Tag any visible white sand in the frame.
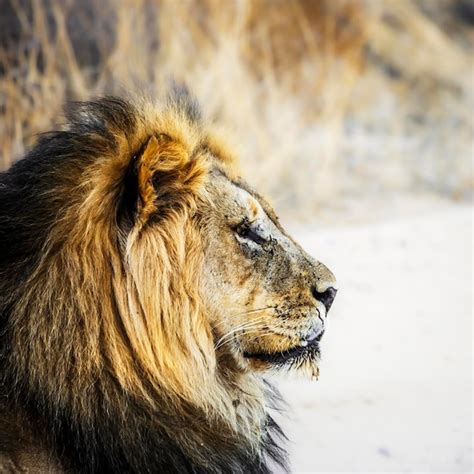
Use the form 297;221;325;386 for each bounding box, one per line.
272;203;472;473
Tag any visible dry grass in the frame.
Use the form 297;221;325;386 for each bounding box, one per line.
0;0;472;218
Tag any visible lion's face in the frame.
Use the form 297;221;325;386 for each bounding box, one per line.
199;169;337;375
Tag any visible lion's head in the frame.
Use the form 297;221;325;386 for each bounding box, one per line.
0;92;336;473
200;170;337;376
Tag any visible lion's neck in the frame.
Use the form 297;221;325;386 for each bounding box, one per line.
3;341;286;473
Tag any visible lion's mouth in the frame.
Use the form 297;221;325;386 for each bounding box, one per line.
243;330;324;365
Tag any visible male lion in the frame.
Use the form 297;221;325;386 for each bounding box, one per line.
0;93;337;473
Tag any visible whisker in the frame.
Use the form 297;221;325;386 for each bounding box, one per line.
234;306;276;317
214;319;289;350
214;319;269;350
213;306;288;350
215;327;267;350
213;315;268;335
212;313;269;330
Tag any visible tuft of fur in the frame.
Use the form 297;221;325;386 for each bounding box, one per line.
0;95;287;473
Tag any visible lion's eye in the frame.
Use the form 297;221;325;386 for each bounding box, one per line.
235;223;266;245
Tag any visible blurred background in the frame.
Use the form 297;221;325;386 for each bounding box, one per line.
0;0;472;472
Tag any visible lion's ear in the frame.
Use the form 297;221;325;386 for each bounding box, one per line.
136;135;163;219
133;134;206;221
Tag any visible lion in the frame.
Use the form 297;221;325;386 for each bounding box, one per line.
0;91;337;473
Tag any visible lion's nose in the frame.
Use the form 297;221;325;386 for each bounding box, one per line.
312;286;337;313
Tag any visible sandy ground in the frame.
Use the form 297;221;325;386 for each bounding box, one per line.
271;203;472;473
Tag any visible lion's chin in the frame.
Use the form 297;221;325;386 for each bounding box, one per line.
243;338;321;378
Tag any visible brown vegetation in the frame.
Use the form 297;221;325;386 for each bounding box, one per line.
0;0;472;215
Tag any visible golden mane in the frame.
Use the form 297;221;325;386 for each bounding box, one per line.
0;95;284;472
